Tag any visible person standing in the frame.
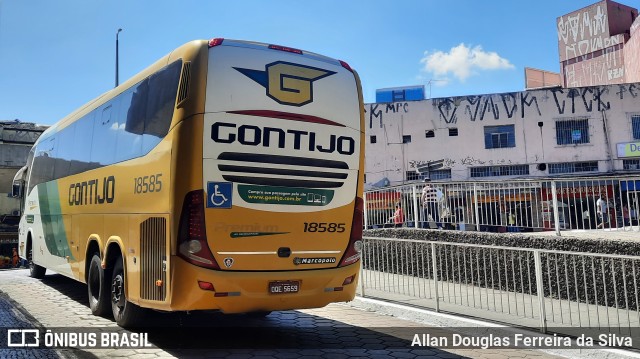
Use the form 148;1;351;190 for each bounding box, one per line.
421;181;442;229
596;194;608;229
12;248;19;268
391;204;404;228
582;208;591;229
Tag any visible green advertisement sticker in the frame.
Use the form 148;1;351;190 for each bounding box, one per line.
238;185;334;206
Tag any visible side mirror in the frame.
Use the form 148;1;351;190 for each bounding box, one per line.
11;181;23;198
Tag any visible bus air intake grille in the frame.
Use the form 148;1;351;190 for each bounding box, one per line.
177;62;191;106
217;152;348;189
140;217;167;301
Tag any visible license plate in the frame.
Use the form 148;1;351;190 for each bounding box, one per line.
269;280;300;294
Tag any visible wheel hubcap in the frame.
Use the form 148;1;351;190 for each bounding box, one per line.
112;274;125;309
28;250;34;270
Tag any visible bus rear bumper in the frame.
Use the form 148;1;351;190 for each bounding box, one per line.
168;256;360;313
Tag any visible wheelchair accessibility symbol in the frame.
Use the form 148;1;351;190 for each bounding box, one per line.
207;182;233;209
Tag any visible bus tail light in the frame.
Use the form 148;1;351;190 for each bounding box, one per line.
338;197;363;267
268;44;303;54
178;190;220;269
198;281;215;291
208;38;224;48
339;60;353;73
342;275;356;286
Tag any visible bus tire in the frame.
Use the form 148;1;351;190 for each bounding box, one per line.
110;257;144;327
28;248;46;279
87;254;111;317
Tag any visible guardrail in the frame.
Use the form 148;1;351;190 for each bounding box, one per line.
364;176;640;235
358;236;640;335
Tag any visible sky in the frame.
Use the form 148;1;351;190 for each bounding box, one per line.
0;0;635;126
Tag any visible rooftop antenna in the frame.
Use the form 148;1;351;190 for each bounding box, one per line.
426;79;445;99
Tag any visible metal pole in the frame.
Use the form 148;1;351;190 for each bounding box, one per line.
412;185;419;229
474;183;480;231
363;194;369;230
431;243;440;312
359;240;366;297
534;250;547;333
551;181;561;236
116;28;122;87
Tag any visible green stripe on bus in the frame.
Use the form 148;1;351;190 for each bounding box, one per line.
38;182;74;260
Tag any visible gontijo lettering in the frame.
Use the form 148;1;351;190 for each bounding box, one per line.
69;176;115;206
211;123;355;155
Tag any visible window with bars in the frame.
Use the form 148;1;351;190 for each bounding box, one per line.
632;114;640;140
370;135;377;144
470;165;529;178
623;159;640;170
405;171;420;181
449;128;458;136
429;169;452;180
556;118;589;145
425;130;435;138
548;161;598;174
414;170;451;181
484;125;515;149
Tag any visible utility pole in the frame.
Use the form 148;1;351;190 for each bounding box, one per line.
115;28;122;87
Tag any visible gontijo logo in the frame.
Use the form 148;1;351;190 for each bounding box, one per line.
234;61;336;106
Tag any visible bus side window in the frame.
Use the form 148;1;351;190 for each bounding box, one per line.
70;112;95;174
53;122;75;180
115;89;142;162
144;60;181;140
90;102;118;166
29;136;56;191
25;148;36;195
124;60;181;156
125;79;148;136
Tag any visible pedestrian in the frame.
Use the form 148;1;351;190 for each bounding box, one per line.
582;208;591;229
391;204;404;228
622;204;630;226
596;194;608;229
421;180;442;229
12;248;19;268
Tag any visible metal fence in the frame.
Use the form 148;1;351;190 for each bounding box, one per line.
359;236;640;335
364;176;640;235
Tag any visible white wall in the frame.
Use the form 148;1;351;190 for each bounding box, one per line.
365;82;640;186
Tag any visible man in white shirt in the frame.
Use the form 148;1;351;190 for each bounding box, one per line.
596;194;608;229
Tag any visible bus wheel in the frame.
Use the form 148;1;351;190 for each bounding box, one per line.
87;254;111;316
28;247;46;279
110;257;144;327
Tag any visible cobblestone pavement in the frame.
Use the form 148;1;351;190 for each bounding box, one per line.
0;268;568;359
0;290;63;359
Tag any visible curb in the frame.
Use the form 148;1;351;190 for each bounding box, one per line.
344;296;640;359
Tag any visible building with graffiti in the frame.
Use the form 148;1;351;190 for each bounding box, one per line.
558;0;640;87
364;0;640;232
366;0;640;188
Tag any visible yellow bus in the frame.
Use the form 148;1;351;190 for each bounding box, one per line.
13;38;364;327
